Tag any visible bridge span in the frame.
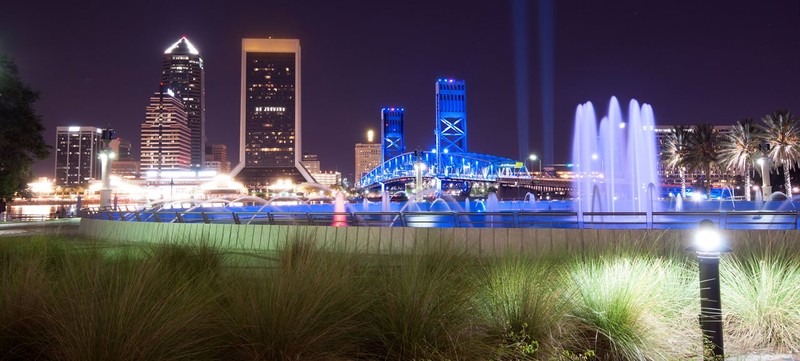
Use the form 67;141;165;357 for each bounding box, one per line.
357;151;572;198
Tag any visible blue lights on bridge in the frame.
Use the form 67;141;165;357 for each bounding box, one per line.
358;151;527;189
360;78;530;190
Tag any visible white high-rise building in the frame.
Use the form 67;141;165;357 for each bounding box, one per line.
230;38;313;189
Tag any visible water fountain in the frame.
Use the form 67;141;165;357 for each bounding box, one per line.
333;192;347;227
486;193;500;212
572;97;660;213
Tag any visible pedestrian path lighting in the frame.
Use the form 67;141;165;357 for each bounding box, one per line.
686;219;731;360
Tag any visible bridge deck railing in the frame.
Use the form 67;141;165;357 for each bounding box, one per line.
83;209;800;230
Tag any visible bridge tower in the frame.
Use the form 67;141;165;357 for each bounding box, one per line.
435;79;467;170
381;107;405;162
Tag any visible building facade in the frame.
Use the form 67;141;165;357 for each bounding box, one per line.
55;126;103;186
230;38;313;189
311;171;341;188
140;88;192;175
355;143;382;186
435;78;467;154
109;137;139;179
381;107;405;162
162;37;205;169
205;144;230;173
301;153;321;174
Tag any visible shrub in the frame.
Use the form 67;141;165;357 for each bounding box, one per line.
41;243;224;361
359;246;492;360
560;257;697;360
722;251;800;353
477;255;567;360
222;239;369;360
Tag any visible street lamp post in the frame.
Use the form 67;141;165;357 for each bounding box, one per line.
529;154;542;176
686;220;731;360
757;157;772;198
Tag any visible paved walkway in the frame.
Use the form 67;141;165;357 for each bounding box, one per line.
0;218;80;237
729;356;797;361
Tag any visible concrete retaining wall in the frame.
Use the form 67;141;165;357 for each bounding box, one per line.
78;218;800;256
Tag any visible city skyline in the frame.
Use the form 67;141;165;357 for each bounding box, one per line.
4;1;800;183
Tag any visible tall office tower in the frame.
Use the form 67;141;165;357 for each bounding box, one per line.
205;144;230;173
231;38;313;189
140;87;192;175
55;126;103;186
355;130;382;186
162;36;205;169
301;153;321;174
381;107;405;162
435;78;467;154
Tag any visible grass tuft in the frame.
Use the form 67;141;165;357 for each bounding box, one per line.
560;256;697;360
41;243;224;361
222;238;369;360
477;254;567;360
722;250;800;354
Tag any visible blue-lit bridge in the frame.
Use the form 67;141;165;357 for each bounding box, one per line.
357;151;572;196
360;80;572;197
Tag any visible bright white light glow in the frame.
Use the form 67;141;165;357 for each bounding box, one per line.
694;228;723;253
591;153;599;160
529;154;537;161
757;158;765;166
367;130;374;143
691;192;705;202
164;37;200;55
619;122;626;129
28;178;53;194
68;126;80;132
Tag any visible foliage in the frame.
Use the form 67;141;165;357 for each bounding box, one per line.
721;247;800;354
0;55;51;202
6;235;800;359
221;239;370;360
758;110;800;196
359;246;492;360
478;255;567;360
718;119;761;200
559;257;698;360
661;125;690;196
683;124;719;196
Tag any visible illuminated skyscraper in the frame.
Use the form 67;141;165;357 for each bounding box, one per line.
435;78;467;154
55;126;103;186
139;87;191;175
231;38;313;189
381;107;405;162
162;36;205;169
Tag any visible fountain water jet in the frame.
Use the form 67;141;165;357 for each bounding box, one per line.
572;97;660;212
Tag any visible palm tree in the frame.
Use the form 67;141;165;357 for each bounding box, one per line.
683;124;719;198
758;110;800;197
661;125;690;197
718;119;760;201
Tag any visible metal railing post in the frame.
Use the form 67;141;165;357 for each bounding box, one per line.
232;212;241;225
134;212;142;222
202;212;210;224
175;212;184;223
153;213;161;223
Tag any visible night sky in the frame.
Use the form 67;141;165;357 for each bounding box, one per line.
3;1;800;182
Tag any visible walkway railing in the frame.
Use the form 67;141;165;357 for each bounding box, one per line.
81;209;800;230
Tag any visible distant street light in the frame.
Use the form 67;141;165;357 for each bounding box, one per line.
757;157;772;198
529;154;542;176
686;219;731;360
